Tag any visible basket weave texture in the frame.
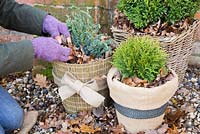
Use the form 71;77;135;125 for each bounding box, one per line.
111;21;200;82
52;57;112;113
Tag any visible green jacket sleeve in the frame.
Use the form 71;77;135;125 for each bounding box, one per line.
0;0;47;35
0;41;34;76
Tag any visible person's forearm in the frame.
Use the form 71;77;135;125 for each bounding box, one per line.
0;40;34;76
0;0;47;35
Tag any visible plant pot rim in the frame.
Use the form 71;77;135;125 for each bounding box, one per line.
108;67;178;90
107;67;179;110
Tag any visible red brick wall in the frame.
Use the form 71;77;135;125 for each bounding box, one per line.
0;0;118;43
16;0;118;9
1;0;199;43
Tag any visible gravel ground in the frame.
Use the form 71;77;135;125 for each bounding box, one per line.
1;65;200;134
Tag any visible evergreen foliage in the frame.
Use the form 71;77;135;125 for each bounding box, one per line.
66;6;112;58
112;36;167;82
117;0;199;29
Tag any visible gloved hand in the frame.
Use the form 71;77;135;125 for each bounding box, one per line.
31;37;72;62
42;15;71;44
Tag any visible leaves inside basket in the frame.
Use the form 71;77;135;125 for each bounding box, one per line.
113;9;195;37
62;36;115;64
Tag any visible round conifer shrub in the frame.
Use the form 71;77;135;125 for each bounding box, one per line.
112;36;167;82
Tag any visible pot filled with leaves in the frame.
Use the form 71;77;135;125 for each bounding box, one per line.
107;36;179;133
52;7;115;113
111;0;200;82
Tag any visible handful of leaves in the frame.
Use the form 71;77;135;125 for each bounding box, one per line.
63;35;114;64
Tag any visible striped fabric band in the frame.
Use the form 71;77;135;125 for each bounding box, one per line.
114;102;168;119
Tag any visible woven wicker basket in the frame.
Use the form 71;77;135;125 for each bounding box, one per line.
111;21;200;82
52;57;112;113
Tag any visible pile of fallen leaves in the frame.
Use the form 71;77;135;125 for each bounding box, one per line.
1;72;189;134
164;108;185;134
113;10;194;37
65;42;96;64
61;36;115;64
32;74;183;134
115;68;174;88
36;105;183;134
38;106;124;134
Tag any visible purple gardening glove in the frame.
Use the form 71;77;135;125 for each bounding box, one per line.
43;15;70;39
31;37;71;62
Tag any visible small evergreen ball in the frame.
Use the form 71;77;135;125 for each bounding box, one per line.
112;36;167;82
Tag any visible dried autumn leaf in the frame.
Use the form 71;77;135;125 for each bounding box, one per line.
171;98;178;105
132;77;148;85
82;115;93;124
181;18;189;29
77;57;84;64
157;20;161;29
122;77;133;85
0;78;7;87
33;74;48;88
165;107;171;115
72;127;80;133
167;125;179;134
80;124;96;133
111;124;125;134
137;132;145;134
173;125;179;133
160;67;168;77
167;128;174;134
69;119;80;126
165;109;184;124
144;27;150;33
157;124;169;134
95;127;101;132
83;55;91;63
130;82;137;87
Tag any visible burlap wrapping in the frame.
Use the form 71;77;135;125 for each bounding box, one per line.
52;57;112;113
111;20;200;83
107;67;178;133
53;57;112;82
116;111;165;134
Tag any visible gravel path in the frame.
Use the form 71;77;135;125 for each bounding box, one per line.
1;66;200;134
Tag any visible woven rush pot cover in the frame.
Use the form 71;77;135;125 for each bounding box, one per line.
111;20;200;83
52;57;112;113
107;67;179;133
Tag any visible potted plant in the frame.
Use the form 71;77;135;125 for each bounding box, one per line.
52;6;115;113
107;36;179;133
111;0;200;82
